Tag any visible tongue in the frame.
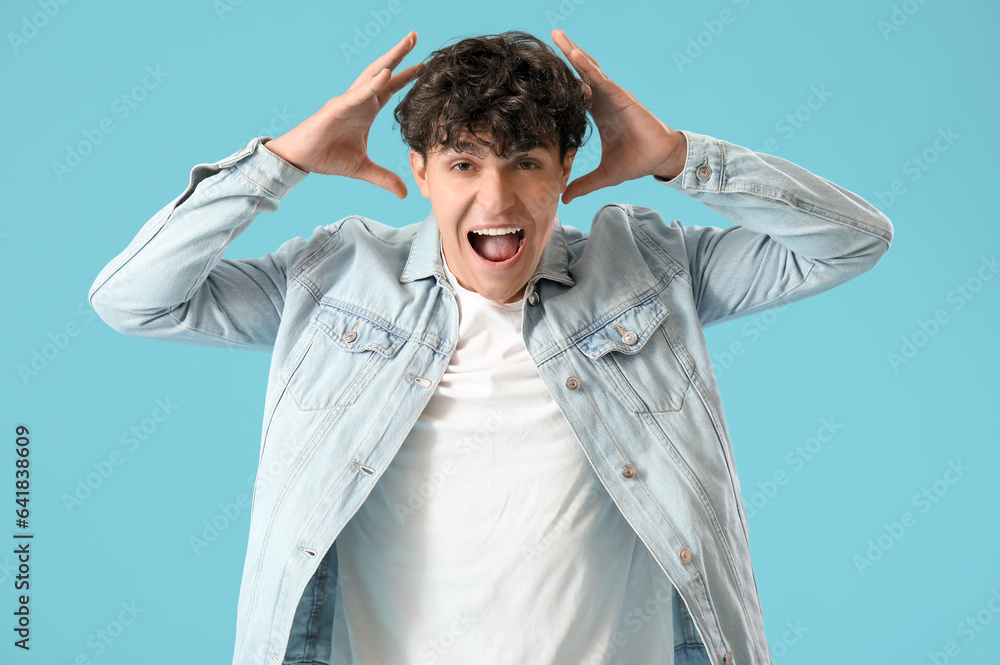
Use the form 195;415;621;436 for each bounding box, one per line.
470;233;519;262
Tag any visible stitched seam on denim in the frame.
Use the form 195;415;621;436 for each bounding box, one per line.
232;161;287;200
289;227;340;285
686;359;768;641
256;410;348;650
180;196;265;306
556;346;724;652
164;310;258;348
291;285;452;356
734;259;817;315
88;213;170;306
289;356;416;599
534;284;664;365
634;412;738;649
239;408;343;657
631;220;687;288
310;306;406;354
708;180;892;245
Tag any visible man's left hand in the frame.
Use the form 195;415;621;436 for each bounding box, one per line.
551;29;688;204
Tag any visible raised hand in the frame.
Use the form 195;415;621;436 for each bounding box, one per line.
551;29;688;204
265;31;425;199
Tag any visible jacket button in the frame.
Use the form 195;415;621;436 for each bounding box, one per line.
696;157;712;183
724;650;734;664
621;329;638;345
527;291;539;305
565;376;581;391
679;547;693;563
621;464;637;478
342;330;357;343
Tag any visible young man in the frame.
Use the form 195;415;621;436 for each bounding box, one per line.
89;30;892;665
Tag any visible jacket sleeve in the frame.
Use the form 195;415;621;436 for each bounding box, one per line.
87;136;312;352
646;129;894;329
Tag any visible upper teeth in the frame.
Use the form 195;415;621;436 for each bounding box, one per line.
471;227;522;236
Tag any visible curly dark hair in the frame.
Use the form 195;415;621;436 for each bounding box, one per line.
393;31;591;163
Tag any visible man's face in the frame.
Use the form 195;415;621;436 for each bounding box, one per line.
410;134;575;303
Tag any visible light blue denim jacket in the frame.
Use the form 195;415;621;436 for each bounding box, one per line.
88;130;892;665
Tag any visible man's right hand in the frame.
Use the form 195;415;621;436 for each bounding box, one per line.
265;31;424;199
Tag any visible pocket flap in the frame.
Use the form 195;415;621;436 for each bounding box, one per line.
310;306;406;357
576;298;670;359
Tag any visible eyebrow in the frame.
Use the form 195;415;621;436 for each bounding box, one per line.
437;147;538;159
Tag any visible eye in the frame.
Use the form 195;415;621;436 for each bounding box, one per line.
451;162;473;172
518;161;539;170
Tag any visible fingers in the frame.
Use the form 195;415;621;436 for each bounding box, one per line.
561;170;600;205
361;67;392;100
377;61;426;106
551;29;608;91
365;31;418;79
349;31;419;94
356;158;408;200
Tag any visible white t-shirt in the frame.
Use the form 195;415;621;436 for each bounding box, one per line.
330;250;674;664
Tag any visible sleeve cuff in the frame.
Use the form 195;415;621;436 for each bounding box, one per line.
214;136;309;199
652;129;724;194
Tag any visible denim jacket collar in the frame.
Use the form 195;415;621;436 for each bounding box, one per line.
399;211;575;288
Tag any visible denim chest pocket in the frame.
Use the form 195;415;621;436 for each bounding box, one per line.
576;297;697;413
280;306;406;411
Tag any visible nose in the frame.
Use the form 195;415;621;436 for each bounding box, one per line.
474;167;517;215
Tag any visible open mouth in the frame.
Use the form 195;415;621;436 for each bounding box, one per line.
467;227;526;264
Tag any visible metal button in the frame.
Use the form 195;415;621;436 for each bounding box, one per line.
621;464;637;478
409;374;432;388
679;547;693;564
343;321;359;343
565;376;581;391
724;650;734;665
527;291;539;305
696;156;712;183
614;322;638;346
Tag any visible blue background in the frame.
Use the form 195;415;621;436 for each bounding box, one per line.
3;0;999;663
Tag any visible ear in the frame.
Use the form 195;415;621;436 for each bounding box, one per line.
559;148;577;192
409;149;431;199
